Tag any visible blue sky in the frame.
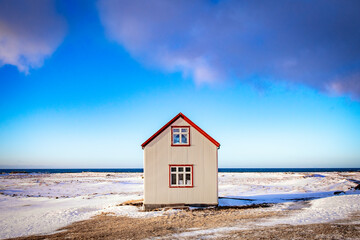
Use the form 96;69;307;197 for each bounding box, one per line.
0;0;359;168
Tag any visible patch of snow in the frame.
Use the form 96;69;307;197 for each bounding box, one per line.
0;172;146;239
261;194;360;226
218;172;357;198
158;227;240;239
0;194;147;239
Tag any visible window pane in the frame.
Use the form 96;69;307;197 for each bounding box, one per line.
178;167;183;172
181;128;188;132
173;134;180;143
185;167;191;172
181;134;188;143
171;167;176;172
171;174;176;185
178;174;184;185
173;128;180;132
186;174;191;185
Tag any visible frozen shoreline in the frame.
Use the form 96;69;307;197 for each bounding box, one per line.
0;172;359;239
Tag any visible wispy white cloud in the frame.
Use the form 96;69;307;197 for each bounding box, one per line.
97;0;224;85
97;0;360;99
0;0;66;73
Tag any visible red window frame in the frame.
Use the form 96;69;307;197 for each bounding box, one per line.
169;164;194;188
171;126;190;147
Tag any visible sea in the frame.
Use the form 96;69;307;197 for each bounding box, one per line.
1;168;359;174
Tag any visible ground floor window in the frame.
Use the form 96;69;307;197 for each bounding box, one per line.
169;165;193;188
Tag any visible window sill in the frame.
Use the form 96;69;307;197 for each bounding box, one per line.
169;186;194;188
171;143;190;147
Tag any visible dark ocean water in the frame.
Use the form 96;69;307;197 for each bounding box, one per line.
1;168;359;174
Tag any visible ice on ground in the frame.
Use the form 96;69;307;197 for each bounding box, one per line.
261;194;360;226
219;172;357;198
162;227;240;239
218;172;359;206
0;171;359;239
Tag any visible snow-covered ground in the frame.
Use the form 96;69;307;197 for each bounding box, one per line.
219;172;359;205
0;171;359;239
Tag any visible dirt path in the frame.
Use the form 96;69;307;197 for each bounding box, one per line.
227;222;360;240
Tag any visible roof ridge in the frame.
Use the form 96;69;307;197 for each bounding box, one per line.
141;113;220;149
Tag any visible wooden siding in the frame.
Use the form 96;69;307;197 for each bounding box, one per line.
144;118;218;205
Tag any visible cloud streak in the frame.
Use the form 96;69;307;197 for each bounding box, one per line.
0;0;66;73
98;0;360;99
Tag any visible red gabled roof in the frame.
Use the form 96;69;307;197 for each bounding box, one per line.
141;112;220;149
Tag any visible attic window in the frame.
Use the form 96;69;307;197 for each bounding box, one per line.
171;126;190;146
169;165;193;188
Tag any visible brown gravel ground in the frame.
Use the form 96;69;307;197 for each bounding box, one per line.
8;207;360;240
227;222;360;240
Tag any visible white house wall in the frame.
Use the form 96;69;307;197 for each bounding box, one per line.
144;118;218;205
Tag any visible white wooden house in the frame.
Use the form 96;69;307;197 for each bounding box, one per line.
141;113;220;210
